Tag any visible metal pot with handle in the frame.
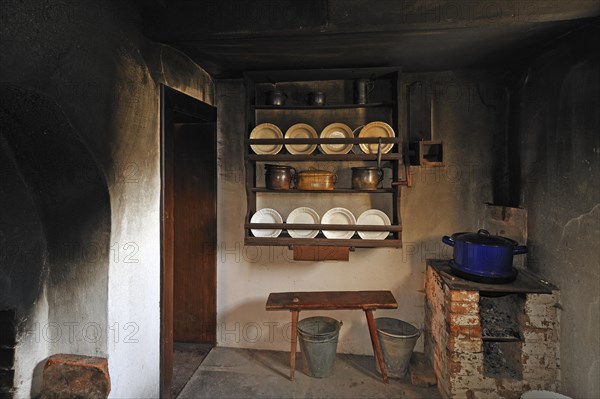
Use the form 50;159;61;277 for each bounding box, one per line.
352;138;384;190
265;90;287;106
352;167;383;189
442;229;527;283
265;164;296;189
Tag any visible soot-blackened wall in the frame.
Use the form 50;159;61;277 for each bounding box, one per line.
0;1;214;397
0;84;111;397
515;25;600;398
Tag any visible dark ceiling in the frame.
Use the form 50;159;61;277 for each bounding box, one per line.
142;0;600;78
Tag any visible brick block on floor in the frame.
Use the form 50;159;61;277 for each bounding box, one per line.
41;354;110;399
409;352;437;387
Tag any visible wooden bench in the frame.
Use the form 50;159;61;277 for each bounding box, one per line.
266;290;398;383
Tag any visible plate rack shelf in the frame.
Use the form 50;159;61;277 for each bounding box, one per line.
244;68;407;248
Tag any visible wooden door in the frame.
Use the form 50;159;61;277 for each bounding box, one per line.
173;123;216;343
161;86;216;398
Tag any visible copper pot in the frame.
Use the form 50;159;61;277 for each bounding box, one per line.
352;167;383;190
265;164;296;189
295;169;337;190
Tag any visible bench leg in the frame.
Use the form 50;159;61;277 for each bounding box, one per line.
365;309;388;384
290;310;299;381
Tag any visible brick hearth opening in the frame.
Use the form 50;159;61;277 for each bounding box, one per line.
425;260;560;399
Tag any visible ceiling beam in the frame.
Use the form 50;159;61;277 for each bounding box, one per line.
144;0;600;41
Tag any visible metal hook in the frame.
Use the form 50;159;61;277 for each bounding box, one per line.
377;138;382;169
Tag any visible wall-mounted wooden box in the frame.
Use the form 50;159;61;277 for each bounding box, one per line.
409;140;443;166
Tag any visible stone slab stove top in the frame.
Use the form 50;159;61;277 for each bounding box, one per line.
429;259;556;295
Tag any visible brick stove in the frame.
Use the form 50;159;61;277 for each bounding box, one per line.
425;260;560;399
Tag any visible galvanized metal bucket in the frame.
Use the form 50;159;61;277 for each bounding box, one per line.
297;316;342;378
374;318;420;379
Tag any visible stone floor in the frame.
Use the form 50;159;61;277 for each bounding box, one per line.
177;347;441;399
172;342;213;398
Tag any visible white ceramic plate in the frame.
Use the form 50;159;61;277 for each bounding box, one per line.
250;123;283;155
250;208;283;237
358;121;395;154
319;123;354;154
322;207;356;239
356;209;391;240
285;123;318;155
286;207;320;238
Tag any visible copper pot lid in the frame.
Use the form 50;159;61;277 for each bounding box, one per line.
297;169;335;177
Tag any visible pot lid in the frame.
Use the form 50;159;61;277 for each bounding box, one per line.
298;169;335;176
452;229;519;246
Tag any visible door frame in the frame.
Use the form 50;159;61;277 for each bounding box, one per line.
160;85;217;398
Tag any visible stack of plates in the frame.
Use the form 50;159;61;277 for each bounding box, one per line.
250;121;395;155
251;207;391;240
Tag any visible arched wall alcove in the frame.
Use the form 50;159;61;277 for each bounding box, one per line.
0;84;111;396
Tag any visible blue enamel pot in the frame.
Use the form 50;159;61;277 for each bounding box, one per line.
442;229;527;280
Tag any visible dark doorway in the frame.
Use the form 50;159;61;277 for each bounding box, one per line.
161;86;217;398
